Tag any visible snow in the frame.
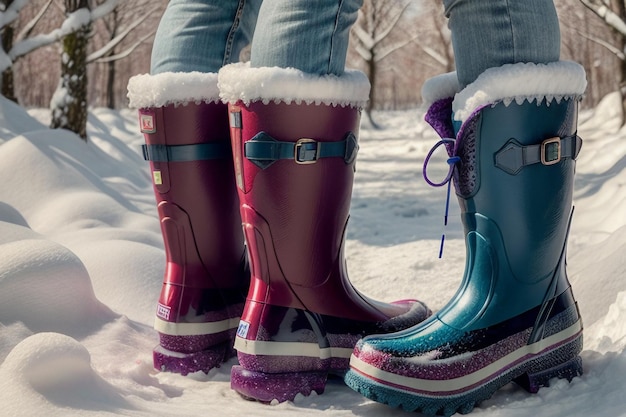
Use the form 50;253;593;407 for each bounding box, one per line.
0;90;624;416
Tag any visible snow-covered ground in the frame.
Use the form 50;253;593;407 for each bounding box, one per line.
0;92;624;416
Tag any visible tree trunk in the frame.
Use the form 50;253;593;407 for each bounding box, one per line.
615;0;626;125
105;8;118;109
0;0;17;103
106;59;116;109
50;1;90;141
366;56;381;129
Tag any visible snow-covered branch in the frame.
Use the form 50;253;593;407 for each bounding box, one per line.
0;0;29;29
1;0;118;71
15;0;54;42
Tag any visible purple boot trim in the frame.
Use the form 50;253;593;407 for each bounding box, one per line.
424;97;455;139
231;366;327;403
154;337;236;375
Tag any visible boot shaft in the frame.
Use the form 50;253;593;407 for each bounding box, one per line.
219;63;423;321
139;101;245;287
229;100;359;287
421;61;587;330
457;98;580;284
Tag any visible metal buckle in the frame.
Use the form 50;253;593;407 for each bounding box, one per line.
541;137;561;166
294;138;319;164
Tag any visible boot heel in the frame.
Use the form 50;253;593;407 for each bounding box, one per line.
231;365;327;403
153;339;235;375
515;355;583;393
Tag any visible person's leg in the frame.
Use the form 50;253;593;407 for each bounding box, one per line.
128;0;261;375
151;0;261;74
444;0;561;88
250;0;361;75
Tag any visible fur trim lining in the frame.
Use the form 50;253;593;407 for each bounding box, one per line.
421;72;460;108
126;72;220;109
452;61;587;122
217;62;370;108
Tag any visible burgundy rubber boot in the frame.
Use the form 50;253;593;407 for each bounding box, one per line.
128;73;249;375
218;63;430;402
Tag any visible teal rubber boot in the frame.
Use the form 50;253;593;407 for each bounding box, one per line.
345;61;587;416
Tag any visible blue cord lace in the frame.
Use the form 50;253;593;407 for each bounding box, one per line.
422;138;460;258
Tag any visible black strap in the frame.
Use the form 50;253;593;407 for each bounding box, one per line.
244;131;358;169
141;142;231;162
495;134;582;175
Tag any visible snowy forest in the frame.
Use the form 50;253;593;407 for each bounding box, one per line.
1;0;624;135
1;1;626;416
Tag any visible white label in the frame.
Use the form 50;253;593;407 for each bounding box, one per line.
237;320;250;338
156;303;171;320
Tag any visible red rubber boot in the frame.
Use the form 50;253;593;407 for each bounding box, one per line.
218;63;430;402
128;72;249;375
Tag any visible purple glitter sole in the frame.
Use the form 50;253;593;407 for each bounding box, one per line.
153;340;236;375
345;335;583;416
231;365;327;403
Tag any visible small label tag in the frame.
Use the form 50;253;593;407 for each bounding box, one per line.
156;303;171;320
237;320;250;338
140;114;156;133
152;170;162;185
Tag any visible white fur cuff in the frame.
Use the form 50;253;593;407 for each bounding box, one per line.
127;72;220;109
217;62;370;108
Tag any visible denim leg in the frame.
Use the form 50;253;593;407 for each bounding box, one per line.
151;0;261;74
443;0;561;88
250;0;363;76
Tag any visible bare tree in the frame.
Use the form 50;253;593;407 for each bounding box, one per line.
576;0;626;124
1;0;17;102
50;0;93;140
88;0;156;108
350;0;420;127
0;0;33;102
49;0;118;140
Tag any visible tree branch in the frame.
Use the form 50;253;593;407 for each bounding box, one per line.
579;0;626;35
86;10;153;63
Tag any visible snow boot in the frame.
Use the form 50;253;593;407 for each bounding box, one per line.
218;63;431;403
345;61;587;416
127;72;249;375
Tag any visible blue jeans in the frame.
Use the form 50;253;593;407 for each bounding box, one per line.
444;0;561;88
150;0;362;76
151;0;560;85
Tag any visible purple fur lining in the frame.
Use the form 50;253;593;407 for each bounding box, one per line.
425;98;455;139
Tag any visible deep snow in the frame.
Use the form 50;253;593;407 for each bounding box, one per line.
0;91;624;416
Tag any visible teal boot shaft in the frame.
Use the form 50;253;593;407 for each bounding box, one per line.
440;98;580;331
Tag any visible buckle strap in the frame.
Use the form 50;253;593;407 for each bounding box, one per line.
244;131;358;169
142;142;231;162
495;134;582;175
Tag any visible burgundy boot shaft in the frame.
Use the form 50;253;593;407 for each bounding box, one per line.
219;63;430;403
141;102;247;307
131;83;249;374
228;101;402;322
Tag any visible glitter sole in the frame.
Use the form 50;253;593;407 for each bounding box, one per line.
345;334;583;416
153;329;238;375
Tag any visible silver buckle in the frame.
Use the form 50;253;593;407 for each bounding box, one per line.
541;137;561;166
294;138;319;164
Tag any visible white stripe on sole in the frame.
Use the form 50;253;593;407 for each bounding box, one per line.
349;320;582;395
